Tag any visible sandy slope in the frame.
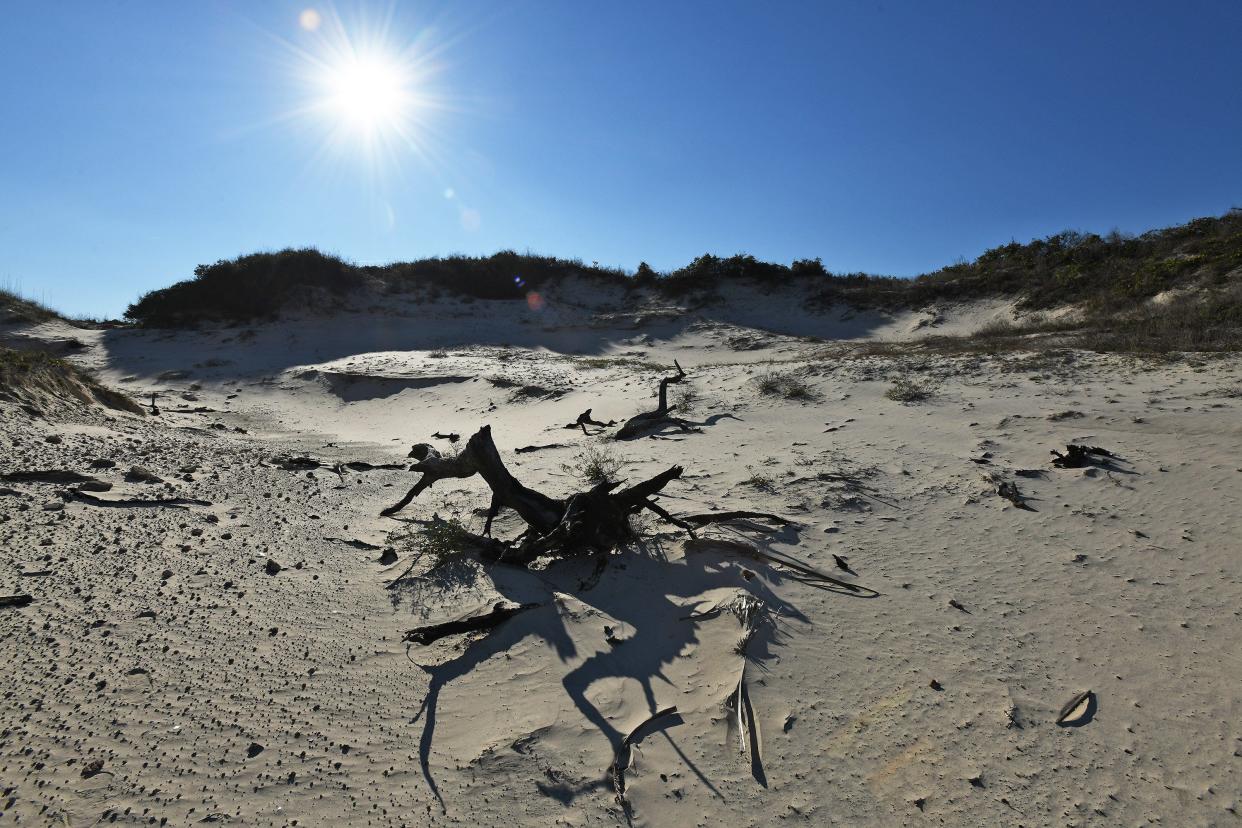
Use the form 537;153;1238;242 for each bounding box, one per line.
2;287;1241;826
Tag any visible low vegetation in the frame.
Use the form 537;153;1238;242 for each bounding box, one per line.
755;370;817;400
1;287;60;325
885;376;934;403
112;210;1242;353
0;347;143;414
562;445;626;485
742;469;776;492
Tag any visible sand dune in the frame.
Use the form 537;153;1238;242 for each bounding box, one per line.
2;289;1240;826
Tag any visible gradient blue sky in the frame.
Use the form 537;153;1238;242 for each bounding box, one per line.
2;1;1240;317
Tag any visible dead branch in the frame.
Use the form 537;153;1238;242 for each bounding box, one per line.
514;443;569;454
996;480;1034;510
562;409;616;435
384;428;565;532
68;491;212;509
614;361;701;440
404;601;542;646
1051;444;1114;468
681;510;791;527
273;456;404;472
382;426;689;565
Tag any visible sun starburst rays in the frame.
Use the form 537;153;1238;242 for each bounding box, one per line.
268;5;453;178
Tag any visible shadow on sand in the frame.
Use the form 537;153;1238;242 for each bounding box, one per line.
397;524;876;811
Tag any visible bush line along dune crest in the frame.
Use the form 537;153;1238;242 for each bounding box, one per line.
109;210;1242;352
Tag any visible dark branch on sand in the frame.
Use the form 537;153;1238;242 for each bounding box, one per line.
382;425;693;565
404;601;542;646
563;409;616;435
614;360;701;440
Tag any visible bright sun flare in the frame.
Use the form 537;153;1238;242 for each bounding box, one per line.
322;55;409;133
282;8;443;170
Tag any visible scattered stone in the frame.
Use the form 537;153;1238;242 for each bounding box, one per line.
125;466;163;484
246;742;264;758
379;547;398;566
264;558;282;576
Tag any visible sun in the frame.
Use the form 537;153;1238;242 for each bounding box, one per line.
321;54;409;134
277;6;447;170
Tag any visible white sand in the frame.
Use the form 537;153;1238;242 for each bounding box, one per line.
2;284;1240;825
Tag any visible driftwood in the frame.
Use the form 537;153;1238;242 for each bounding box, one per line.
614;361;700;440
382;426;690;565
1051;444;1114;469
68;491;212;509
273;455;405;472
514;443;569;454
563;409;616;435
681;510;790;527
405;601;541;645
1056;689;1096;727
431;432;460;443
996;480;1034;510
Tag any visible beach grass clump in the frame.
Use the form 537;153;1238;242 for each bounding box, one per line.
0;347;143;414
756;370;816;400
885;376;934;403
563;445;625;485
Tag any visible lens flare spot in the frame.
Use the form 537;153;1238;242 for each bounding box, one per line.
299;9;321;31
526;292;545;311
459;208;481;232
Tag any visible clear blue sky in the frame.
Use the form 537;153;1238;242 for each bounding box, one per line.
2;1;1240;318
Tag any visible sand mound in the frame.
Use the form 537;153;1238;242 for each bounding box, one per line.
0;347;143;416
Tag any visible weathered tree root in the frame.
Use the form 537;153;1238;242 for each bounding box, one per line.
614;361;701;440
405;601;542;646
996;480;1035;511
381;425;691;565
1051;444;1114;469
563;409;616;435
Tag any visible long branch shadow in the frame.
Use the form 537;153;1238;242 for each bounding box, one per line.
404;524;876;810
